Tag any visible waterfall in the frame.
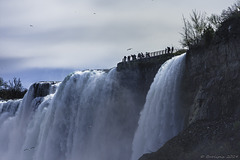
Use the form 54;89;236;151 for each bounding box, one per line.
0;69;140;160
0;82;59;160
131;53;186;160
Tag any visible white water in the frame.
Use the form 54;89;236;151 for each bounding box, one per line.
131;53;186;160
0;69;140;160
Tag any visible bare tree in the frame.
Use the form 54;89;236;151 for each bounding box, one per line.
180;10;207;48
221;0;240;21
0;77;8;89
8;77;23;92
207;14;222;31
180;16;191;48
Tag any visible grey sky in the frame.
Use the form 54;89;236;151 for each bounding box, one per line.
0;0;236;87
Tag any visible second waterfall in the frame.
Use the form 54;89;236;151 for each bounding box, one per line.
131;53;187;160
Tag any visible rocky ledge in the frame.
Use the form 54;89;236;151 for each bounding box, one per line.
140;117;240;160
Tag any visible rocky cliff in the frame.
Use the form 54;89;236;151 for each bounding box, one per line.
185;18;240;123
117;51;186;98
140;13;240;160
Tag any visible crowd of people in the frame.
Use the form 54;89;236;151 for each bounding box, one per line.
122;47;175;62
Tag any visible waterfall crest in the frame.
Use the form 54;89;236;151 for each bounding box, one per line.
131;53;186;160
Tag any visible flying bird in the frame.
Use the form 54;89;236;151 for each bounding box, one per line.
24;146;35;151
127;48;133;51
29;25;33;27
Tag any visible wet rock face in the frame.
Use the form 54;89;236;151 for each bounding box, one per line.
185;36;240;124
117;54;178;94
32;81;59;98
184;17;240;124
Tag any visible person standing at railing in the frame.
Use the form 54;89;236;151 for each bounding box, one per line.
167;47;170;54
138;53;141;59
131;54;137;61
122;56;127;62
127;56;131;62
146;53;150;58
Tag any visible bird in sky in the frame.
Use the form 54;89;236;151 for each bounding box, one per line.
24;147;35;151
29;25;33;27
127;48;133;51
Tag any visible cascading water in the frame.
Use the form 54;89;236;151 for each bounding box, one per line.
131;53;186;160
0;68;141;160
0;82;59;160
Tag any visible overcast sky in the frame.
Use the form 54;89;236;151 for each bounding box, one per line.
0;0;236;88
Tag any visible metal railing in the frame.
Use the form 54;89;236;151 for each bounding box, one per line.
122;48;178;63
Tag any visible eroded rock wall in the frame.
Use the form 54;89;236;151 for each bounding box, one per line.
185;35;240;124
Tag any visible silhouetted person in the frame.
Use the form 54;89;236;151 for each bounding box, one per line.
133;54;137;60
167;47;171;54
138;53;142;59
122;56;127;62
127;56;131;61
171;47;174;53
131;55;137;61
146;52;150;58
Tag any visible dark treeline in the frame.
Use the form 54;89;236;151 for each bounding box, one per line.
0;77;27;100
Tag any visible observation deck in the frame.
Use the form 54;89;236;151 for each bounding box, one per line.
117;49;187;72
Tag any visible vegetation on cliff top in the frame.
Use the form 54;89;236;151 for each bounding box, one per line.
180;0;240;49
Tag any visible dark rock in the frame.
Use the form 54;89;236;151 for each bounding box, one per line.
32;81;59;98
139;118;240;160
